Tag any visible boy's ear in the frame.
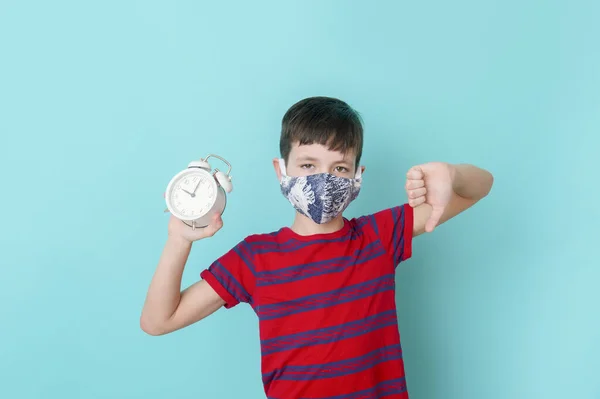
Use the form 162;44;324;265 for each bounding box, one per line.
273;158;282;181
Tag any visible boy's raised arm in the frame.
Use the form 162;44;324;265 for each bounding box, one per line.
140;213;225;336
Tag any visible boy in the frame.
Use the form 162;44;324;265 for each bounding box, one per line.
141;97;494;398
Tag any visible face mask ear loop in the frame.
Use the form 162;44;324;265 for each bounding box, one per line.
355;166;363;180
278;158;288;180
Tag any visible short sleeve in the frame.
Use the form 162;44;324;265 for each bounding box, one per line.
200;240;256;309
370;203;414;266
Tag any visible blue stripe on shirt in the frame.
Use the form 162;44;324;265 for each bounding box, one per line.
247;229;365;255
262;344;403;384
256;240;386;287
233;243;257;275
260;309;398;356
211;261;251;304
257;274;395;320
300;377;407;399
391;206;406;266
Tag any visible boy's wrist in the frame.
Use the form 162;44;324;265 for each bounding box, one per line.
167;233;194;247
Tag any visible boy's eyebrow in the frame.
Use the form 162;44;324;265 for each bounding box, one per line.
296;156;319;162
296;155;352;164
332;158;353;166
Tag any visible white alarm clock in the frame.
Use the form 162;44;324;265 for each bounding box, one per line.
164;154;233;230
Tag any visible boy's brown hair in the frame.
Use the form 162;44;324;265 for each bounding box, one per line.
279;97;364;168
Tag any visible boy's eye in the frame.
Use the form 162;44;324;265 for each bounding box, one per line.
300;164;314;169
335;166;349;173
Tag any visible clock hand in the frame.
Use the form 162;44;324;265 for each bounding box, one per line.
181;188;194;196
192;179;202;194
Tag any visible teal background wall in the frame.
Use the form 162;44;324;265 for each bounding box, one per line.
1;1;598;398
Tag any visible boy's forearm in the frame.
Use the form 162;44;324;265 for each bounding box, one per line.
451;164;494;200
141;236;192;329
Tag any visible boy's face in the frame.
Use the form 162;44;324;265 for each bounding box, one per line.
273;142;365;180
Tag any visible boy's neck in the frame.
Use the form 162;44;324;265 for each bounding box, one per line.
290;213;345;236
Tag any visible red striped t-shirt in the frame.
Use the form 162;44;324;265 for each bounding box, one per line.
201;204;414;399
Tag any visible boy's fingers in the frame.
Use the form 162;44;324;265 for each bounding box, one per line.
201;214;223;237
405;180;425;190
406;166;424;180
408;187;426;199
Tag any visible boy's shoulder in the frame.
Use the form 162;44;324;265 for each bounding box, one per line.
241;227;287;244
225;227;288;257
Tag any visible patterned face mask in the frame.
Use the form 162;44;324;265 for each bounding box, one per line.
278;159;362;224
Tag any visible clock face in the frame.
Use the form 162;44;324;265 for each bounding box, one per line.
167;169;217;220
